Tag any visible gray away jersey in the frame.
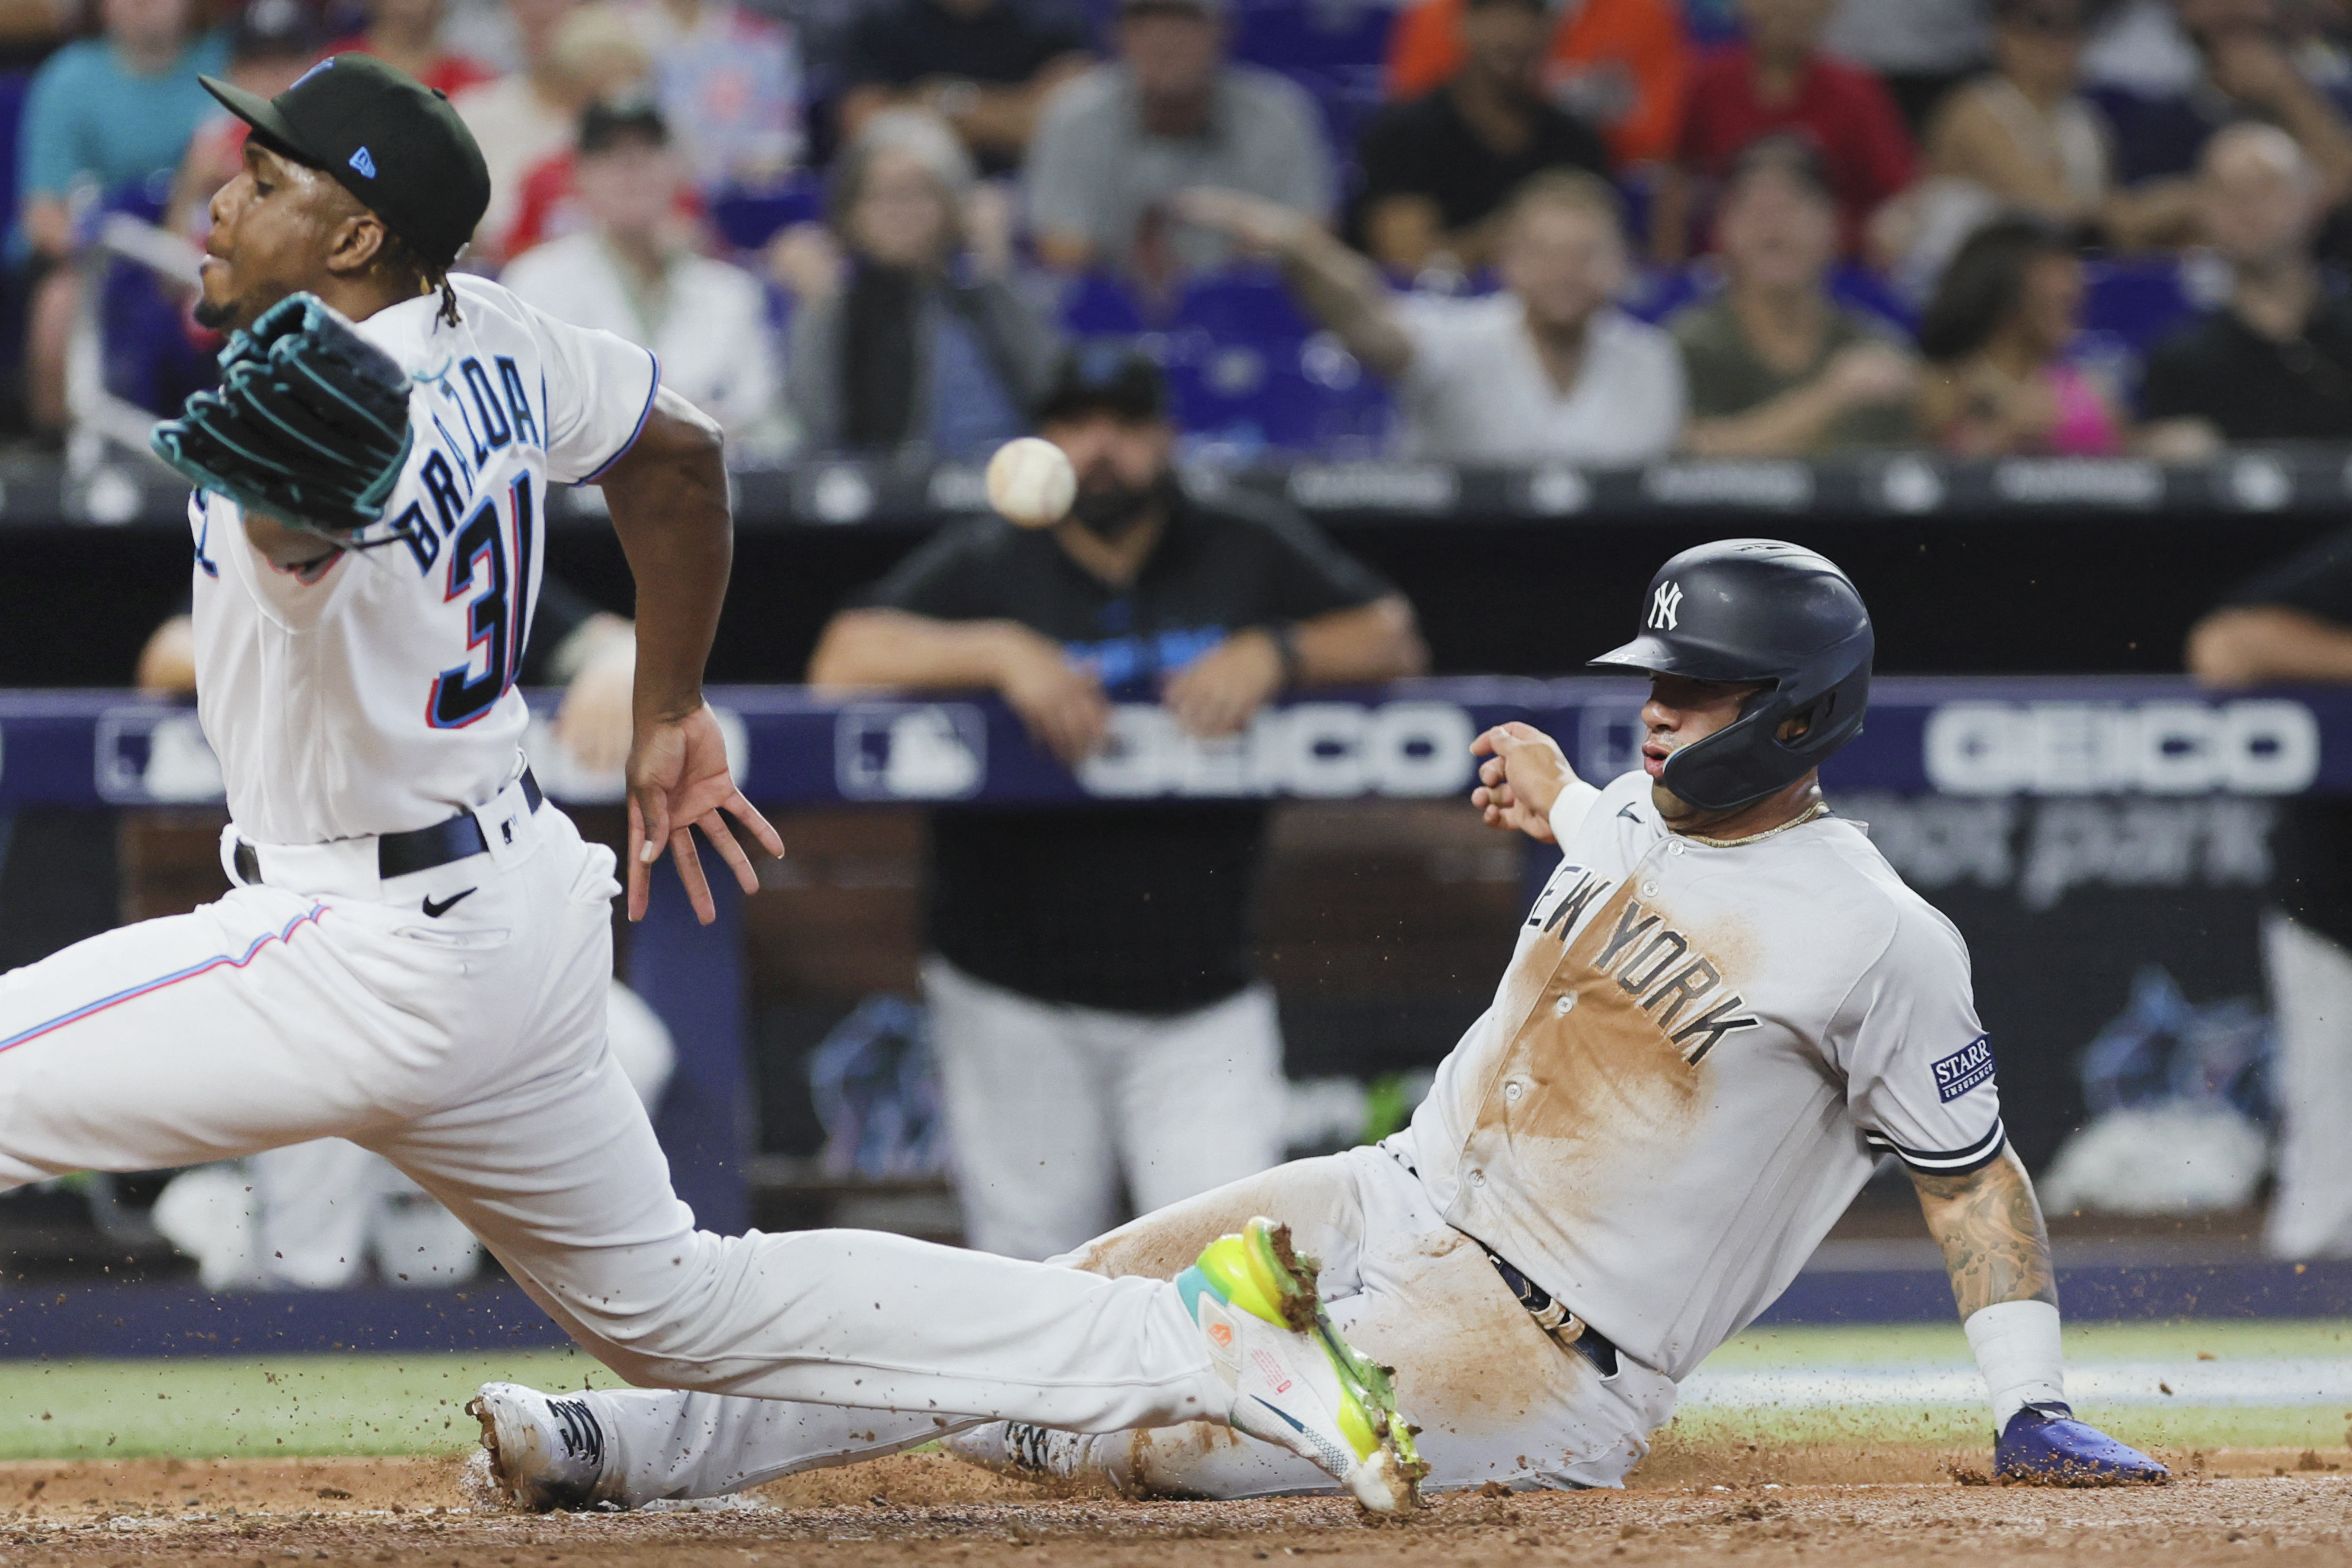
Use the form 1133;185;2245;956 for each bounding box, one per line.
1402;769;2003;1381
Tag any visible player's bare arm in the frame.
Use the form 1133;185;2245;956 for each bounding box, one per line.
1168;189;1415;379
2187;603;2352;687
597;386;784;923
1910;1145;2060;1318
1162;595;1424;738
809;609;1111;765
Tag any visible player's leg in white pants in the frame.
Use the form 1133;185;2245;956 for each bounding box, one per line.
244;979;670;1291
569;1141;1673;1505
1106;981;1287;1217
2262;911;2352;1258
924;956;1121;1258
0;810;1226;1436
925;958;1287;1260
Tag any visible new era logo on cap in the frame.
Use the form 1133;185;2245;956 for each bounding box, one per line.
348;146;376;178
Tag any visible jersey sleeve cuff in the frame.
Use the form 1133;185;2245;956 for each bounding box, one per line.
580;348;661;484
1865;1118;2007;1177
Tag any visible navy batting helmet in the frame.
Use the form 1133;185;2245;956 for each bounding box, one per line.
1589;539;1872;811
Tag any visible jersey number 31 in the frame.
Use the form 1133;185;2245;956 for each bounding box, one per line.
429;475;536;730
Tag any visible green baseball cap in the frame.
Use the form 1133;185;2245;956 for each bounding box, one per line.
201;53;491;270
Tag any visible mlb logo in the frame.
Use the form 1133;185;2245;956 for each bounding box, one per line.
836;703;987;801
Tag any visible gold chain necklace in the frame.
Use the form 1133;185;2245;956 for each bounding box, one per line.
1680;800;1831;850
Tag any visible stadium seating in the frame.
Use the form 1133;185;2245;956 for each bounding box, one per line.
1160;268;1393;454
709;171;829;254
1222;0;1399;157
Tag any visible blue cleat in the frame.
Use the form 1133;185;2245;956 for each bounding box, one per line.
1995;1403;2170;1486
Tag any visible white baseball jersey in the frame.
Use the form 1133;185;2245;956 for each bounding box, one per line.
1403;769;2002;1380
188;273;658;844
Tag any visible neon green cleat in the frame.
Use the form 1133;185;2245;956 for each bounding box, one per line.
1176;1216;1426;1512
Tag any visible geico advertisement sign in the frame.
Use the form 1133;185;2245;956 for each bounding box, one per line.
1924;700;2318;795
1079;701;1477;799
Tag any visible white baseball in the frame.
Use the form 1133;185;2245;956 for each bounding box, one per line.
984;437;1077;529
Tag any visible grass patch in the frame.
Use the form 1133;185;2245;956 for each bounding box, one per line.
1705;1318;2352;1367
3;1319;2347;1461
0;1347;623;1459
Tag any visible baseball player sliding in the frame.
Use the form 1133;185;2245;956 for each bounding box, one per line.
0;58;1420;1515
469;541;2167;1507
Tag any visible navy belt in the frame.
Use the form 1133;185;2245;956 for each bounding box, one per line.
1485;1246;1619;1377
235;769;543;886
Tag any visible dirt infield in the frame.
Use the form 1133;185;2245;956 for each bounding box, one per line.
0;1442;2345;1566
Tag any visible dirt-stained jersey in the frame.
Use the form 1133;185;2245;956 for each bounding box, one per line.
1401;769;2003;1382
187;274;658;844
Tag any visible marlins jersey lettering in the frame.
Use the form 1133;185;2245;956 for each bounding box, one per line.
1401;769;2003;1380
188;275;657;844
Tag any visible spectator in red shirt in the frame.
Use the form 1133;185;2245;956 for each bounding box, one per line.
323;0;498;101
1658;0;1917;261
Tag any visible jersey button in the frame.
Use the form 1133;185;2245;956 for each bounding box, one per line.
1667;842;1685;856
1640;879;1661;897
1469;1170;1487;1187
1553;994;1576;1016
1505;1081;1523;1103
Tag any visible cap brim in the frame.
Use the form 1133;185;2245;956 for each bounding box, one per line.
201;75;312;163
1587;633;1776;682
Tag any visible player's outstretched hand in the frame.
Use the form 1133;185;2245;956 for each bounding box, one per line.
1994;1404;2170;1486
626;703;785;925
1471;722;1578;844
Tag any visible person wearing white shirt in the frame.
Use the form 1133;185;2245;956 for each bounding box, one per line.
1175;172;1685;466
501;100;782;444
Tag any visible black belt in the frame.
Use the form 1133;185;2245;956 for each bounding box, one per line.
234;769;543;886
1485;1246;1619;1377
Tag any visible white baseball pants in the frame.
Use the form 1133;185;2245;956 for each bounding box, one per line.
568;1140;1677;1505
0;797;1223;1432
925;957;1287;1260
2262;911;2352;1258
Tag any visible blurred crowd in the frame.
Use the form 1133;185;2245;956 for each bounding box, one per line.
18;0;2352;463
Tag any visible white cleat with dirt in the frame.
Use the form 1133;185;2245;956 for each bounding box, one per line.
466;1381;615;1511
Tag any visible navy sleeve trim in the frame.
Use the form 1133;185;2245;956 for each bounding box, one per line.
1865;1118;2007;1176
581;348;661;484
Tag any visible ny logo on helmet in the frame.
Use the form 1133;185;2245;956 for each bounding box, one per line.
1648;580;1684;631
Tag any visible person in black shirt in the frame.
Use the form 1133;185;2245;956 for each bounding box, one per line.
1348;0;1609;276
2189;531;2352;1259
2143;124;2352;452
807;345;1426;1258
837;0;1094;173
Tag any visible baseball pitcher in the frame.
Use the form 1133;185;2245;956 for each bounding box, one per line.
0;57;1420;1514
469;540;2167;1505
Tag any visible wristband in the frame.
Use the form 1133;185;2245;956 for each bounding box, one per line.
1965;1299;2066;1430
1268;623;1303;687
1547;779;1603;844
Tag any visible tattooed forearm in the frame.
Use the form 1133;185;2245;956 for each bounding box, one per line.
1909;1146;2059;1318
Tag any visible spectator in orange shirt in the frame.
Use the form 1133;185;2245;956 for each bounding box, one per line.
1658;0;1918;260
1385;0;1686;167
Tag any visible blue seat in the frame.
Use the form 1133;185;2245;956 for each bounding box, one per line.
1161;269;1393;453
1055;271;1148;335
708;172;827;254
92;179;217;416
1224;0;1398;160
2079;259;2197;357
